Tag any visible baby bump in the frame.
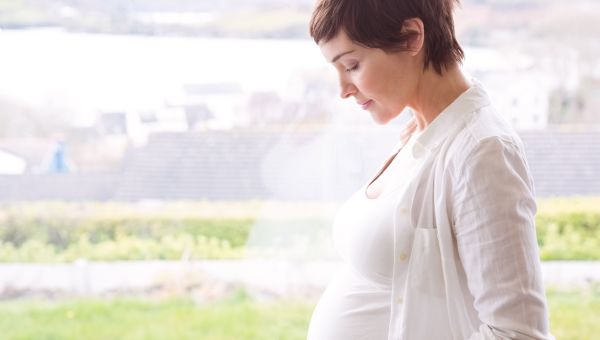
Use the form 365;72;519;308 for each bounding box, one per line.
307;265;392;340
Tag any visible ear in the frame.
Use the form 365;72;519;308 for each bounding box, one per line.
400;18;425;56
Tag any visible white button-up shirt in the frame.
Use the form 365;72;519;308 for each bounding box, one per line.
387;80;553;339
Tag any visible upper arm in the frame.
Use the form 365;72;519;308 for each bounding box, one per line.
451;136;550;339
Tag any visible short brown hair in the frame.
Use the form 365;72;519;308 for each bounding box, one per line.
309;0;464;75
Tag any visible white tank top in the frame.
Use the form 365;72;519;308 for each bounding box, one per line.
307;132;424;340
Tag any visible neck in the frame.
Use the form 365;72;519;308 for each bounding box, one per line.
409;63;472;131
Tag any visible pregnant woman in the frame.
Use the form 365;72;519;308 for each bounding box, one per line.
306;0;553;339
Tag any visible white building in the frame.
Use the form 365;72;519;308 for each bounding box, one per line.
0;149;26;174
463;47;555;130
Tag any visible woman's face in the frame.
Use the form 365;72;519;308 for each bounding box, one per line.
318;30;422;124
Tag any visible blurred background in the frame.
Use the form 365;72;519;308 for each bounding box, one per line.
0;0;599;339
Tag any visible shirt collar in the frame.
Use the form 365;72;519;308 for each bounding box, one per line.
411;79;491;158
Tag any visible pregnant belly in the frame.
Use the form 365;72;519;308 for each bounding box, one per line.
307;265;392;340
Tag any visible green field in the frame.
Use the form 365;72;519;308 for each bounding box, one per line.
0;199;598;338
0;289;597;340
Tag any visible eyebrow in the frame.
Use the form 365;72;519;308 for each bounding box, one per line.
331;50;355;63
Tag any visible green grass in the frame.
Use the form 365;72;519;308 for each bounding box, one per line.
547;289;600;340
0;292;313;340
0;289;597;340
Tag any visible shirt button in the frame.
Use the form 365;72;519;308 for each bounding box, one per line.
395;297;403;304
399;252;408;261
399;207;409;214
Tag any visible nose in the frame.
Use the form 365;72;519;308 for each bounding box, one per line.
339;78;357;99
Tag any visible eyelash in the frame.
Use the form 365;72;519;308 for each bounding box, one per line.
345;64;359;72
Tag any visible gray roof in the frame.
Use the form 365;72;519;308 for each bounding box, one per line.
519;131;600;197
114;131;277;200
114;129;600;200
0;129;598;201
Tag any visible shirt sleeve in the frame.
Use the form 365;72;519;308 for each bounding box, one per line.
451;136;553;340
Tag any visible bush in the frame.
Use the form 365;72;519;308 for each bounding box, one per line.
0;199;598;262
0;202;255;262
536;197;600;260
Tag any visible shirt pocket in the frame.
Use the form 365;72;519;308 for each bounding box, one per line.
400;227;451;340
406;227;445;298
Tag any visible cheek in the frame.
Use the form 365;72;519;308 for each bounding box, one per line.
356;70;382;96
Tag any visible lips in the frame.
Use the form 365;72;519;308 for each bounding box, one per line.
359;100;373;110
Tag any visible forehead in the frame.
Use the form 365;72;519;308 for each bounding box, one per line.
318;30;358;63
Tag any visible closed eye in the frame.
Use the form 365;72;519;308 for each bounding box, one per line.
345;64;359;72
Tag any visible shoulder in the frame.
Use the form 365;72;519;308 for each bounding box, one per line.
443;105;528;175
